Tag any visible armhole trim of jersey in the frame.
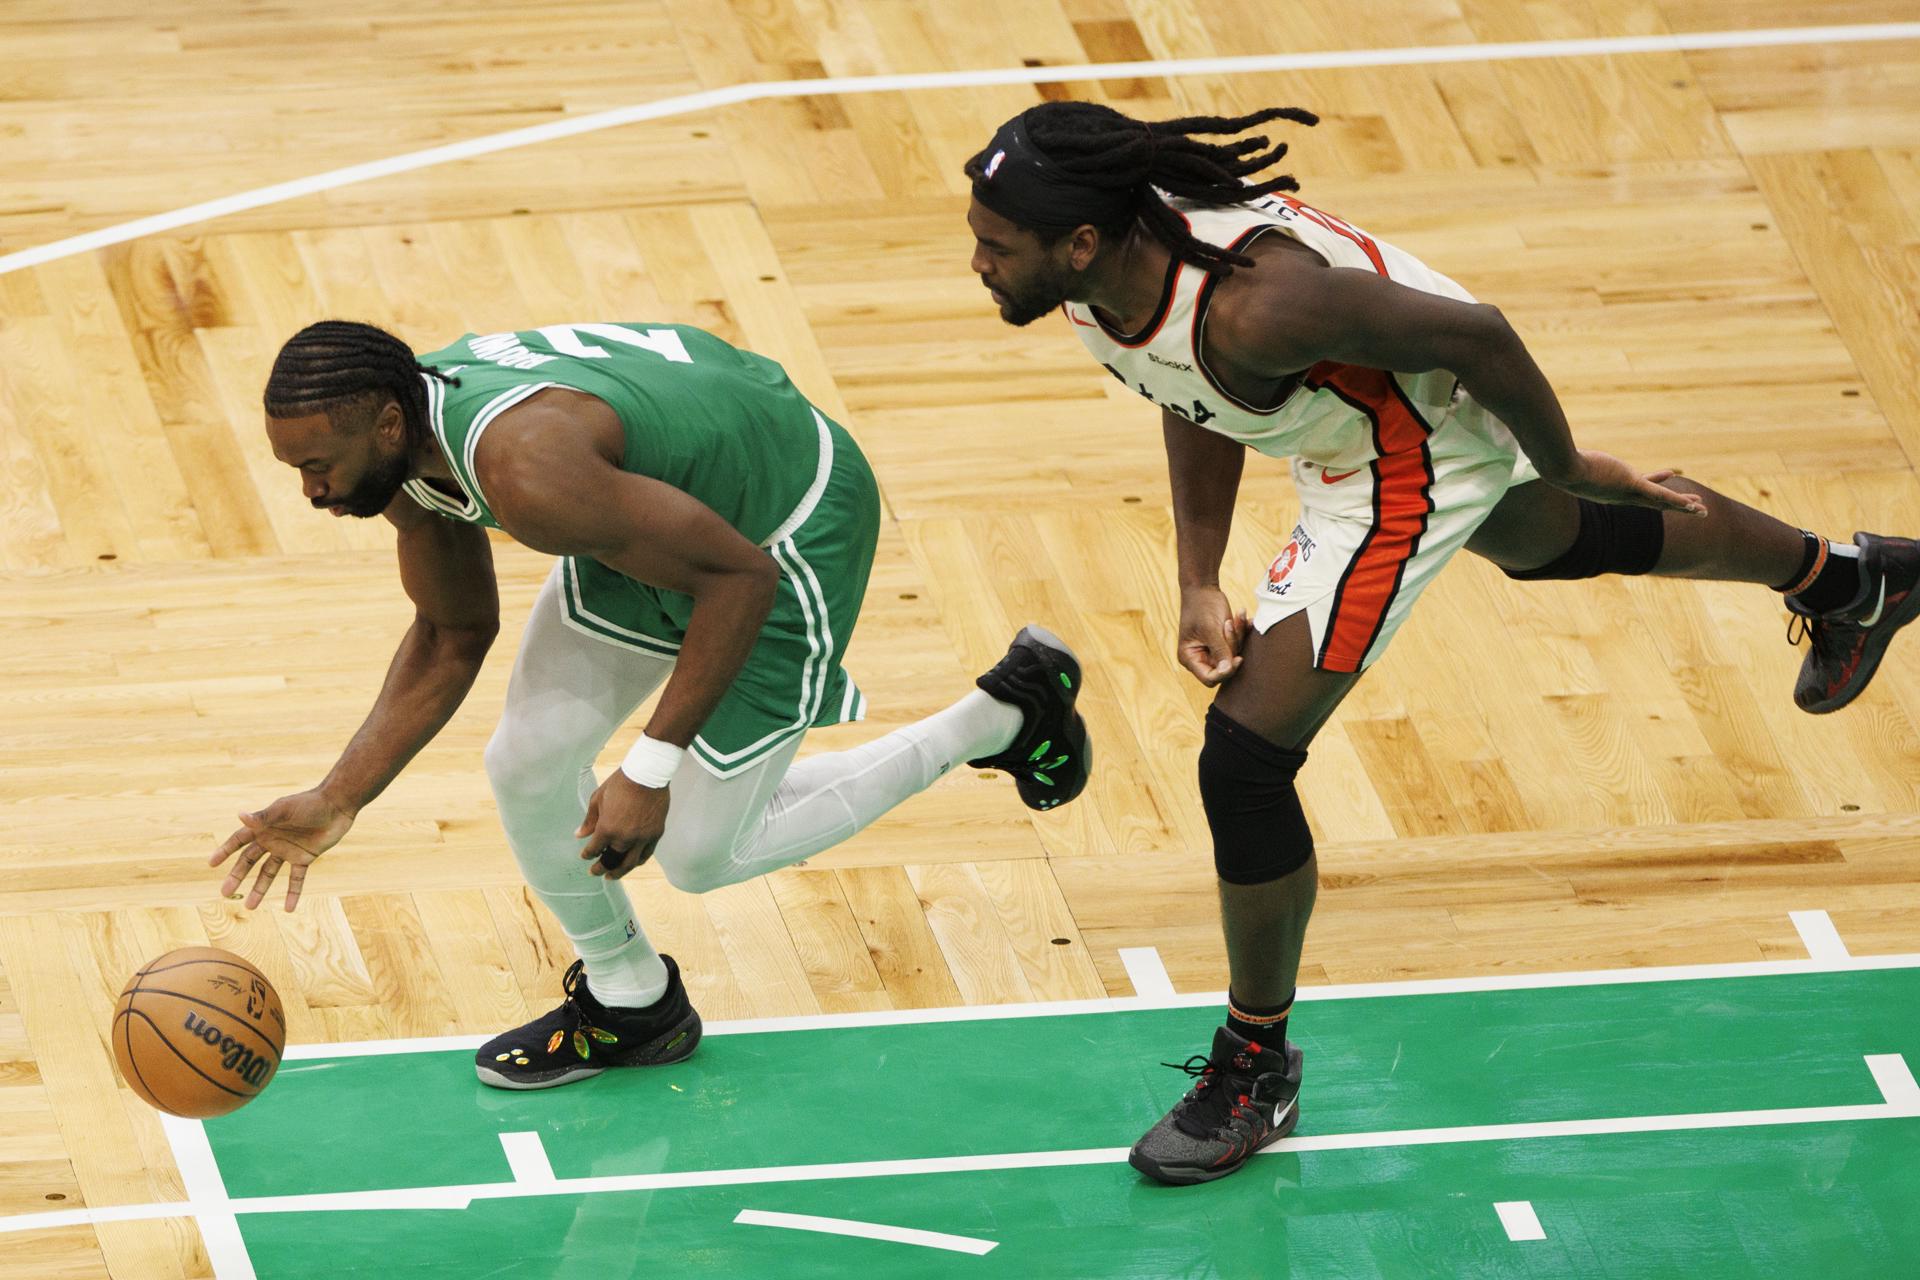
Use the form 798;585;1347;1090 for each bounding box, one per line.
404;372;483;520
1191;226;1296;416
460;381;558;517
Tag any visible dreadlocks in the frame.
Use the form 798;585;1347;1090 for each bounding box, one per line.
967;101;1320;276
263;320;456;442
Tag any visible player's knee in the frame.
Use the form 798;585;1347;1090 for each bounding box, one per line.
1502;498;1664;581
1197;706;1313;885
654;844;742;895
483;724;555;802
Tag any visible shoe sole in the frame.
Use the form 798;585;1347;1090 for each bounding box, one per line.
1800;562;1920;714
1011;625;1093;811
1127;1103;1301;1187
474;1011;703;1090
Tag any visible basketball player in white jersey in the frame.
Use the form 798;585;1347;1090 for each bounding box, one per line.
962;101;1920;1185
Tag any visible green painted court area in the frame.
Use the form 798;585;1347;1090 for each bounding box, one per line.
205;964;1920;1278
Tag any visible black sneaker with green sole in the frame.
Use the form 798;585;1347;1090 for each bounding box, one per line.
966;624;1092;811
475;956;701;1090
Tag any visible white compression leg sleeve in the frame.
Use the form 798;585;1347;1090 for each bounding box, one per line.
652;689;1021;894
484;564;675;1008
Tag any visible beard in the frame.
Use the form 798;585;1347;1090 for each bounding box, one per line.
329;448;411;518
987;271;1071;328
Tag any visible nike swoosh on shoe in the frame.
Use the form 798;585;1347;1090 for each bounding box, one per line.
1859;578;1888;627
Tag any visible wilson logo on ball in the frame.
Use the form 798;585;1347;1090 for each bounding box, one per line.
181;1011;275;1087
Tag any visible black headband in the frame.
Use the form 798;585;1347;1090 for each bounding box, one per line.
970;111;1142;230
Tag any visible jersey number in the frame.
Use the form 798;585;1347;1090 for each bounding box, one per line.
536;323;693;364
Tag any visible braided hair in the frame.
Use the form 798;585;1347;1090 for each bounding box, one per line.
263;320;456;441
967;101;1320;276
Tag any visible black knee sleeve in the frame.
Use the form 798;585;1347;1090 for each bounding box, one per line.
1198;706;1313;886
1502;498;1664;580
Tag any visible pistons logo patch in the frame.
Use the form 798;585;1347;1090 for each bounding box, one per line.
1265;526;1316;597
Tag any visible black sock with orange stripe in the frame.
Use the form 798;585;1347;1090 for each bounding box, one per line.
1778;532;1864;614
1226;990;1292;1050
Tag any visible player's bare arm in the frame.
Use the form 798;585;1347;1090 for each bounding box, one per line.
211;492;501;911
476;388;781;878
1163;406;1251;686
1207;244;1706;517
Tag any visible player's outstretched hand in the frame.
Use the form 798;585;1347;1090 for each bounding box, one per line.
211;789;355;912
1177;584;1249;687
578;772;670;880
1553;449;1707;517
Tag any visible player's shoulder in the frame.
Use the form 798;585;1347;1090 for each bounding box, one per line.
1199;238;1329;373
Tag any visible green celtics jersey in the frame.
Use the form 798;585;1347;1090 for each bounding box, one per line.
407;323;827;545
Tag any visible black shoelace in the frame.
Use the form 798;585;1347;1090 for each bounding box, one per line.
1163;1053;1249;1138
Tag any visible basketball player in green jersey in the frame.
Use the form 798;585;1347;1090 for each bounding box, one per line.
963;102;1920;1184
209;320;1091;1089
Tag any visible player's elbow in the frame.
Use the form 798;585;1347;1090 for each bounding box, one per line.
1450;303;1525;377
424;615;500;662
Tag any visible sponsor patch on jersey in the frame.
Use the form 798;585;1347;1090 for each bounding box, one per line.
1265;525;1317;596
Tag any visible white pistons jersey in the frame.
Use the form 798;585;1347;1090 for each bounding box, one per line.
1064;193;1538;674
1063;192;1483;470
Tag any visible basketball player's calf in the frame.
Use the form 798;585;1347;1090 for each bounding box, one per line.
476;626;1093;1091
1128;705;1312;1185
1475;481;1920;715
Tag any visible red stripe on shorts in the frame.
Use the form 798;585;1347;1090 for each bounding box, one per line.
1303;362;1436;672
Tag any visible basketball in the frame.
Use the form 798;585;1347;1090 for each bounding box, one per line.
111;946;286;1118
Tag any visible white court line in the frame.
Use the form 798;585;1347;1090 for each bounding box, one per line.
499;1132;556;1186
1867;1054;1920;1108
1118;946;1175;999
13;1054;1915;1236
158;1114;256;1280
1791;910;1851;961
1494;1200;1546;1242
734;1208;997;1255
1;21;1917;279
281;950;1920;1059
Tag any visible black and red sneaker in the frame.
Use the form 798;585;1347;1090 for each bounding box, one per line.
475;956;701;1090
1787;532;1920;714
1128;1026;1303;1186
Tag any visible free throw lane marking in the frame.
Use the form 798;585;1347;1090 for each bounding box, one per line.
1494;1200;1546;1241
1791;910;1850;961
735;1209;998;1255
500;1132;556;1186
1118;947;1175;999
16;1053;1916;1235
3;22;1919;278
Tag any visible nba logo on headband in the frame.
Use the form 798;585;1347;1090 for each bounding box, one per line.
984;150;1006;179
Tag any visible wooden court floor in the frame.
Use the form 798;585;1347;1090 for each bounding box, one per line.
3;2;1919;1275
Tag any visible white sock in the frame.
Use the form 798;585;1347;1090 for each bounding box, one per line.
496;763;670;1009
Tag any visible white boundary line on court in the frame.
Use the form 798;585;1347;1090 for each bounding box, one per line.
1;21;1916;279
734;1208;998;1256
280;947;1920;1059
12;1053;1915;1236
157;1114;257;1280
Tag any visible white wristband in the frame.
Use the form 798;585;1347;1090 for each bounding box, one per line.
619;734;685;788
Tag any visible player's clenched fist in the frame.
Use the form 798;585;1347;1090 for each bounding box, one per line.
1176;584;1248;686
